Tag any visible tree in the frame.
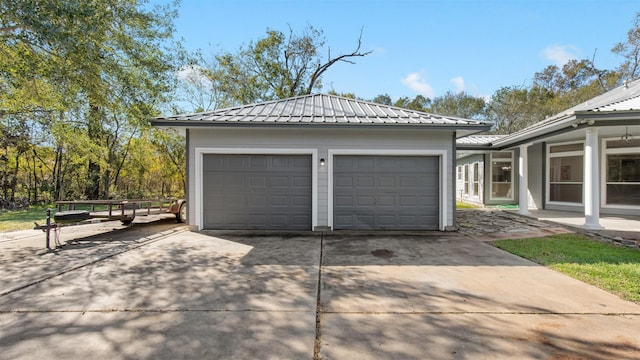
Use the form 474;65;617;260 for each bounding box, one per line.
371;94;392;105
1;0;181;200
613;11;640;81
393;95;430;112
214;25;372;104
485;86;554;134
428;91;486;119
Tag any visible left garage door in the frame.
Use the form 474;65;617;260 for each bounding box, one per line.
202;154;312;230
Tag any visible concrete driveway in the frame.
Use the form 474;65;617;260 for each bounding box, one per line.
1;217;639;359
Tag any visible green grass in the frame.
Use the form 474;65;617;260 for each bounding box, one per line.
0;205;54;232
456;201;479;209
494;234;640;304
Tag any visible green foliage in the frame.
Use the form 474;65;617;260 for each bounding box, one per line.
393;95;430;111
371;94;392;105
612;11;640;81
1;0;184;203
429;91;486;119
494;234;640;304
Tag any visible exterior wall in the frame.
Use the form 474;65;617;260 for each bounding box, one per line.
455;154;484;205
187;127;455;230
526;143;544;210
541;133;640;217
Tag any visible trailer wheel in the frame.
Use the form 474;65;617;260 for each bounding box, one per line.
176;202;187;223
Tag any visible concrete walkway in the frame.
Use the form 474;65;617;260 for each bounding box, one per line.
0;213;639;359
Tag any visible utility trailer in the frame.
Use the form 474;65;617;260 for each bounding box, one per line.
35;199;187;249
55;199;186;225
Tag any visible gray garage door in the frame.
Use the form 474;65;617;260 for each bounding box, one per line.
333;155;439;230
203;154;312;230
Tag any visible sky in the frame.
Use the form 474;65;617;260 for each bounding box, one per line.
167;0;639;102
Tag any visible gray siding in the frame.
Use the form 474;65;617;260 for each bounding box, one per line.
527;143;544;210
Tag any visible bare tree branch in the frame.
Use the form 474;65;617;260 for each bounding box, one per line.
306;28;372;94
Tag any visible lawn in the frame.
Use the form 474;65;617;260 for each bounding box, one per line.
0;205;53;232
494;234;640;304
456;201;478;209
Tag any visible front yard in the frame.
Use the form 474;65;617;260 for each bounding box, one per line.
494;234;640;304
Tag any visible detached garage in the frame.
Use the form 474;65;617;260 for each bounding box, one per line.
151;94;490;231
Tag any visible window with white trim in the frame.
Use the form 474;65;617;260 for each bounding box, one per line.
604;138;640;207
472;162;479;196
464;164;469;196
490;151;513;200
547;142;584;204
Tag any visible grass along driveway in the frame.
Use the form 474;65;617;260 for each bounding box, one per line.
494;234;640;304
0;205;52;232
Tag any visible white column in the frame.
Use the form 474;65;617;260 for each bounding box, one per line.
583;127;603;229
518;144;531;215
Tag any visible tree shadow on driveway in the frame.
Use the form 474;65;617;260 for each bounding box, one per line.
1;229;639;359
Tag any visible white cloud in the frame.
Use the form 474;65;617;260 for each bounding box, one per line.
450;76;465;92
176;65;213;90
542;45;580;66
401;72;435;97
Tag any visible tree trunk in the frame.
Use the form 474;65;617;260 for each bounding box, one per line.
85;161;101;199
53;145;63;200
31;149;38;204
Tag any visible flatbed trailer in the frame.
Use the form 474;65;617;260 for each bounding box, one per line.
35;199;186;249
56;199;170;225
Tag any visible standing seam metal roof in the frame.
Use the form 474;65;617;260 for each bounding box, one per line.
152;93;490;127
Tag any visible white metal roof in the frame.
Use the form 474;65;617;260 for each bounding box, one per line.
152;93;490;129
456;134;505;146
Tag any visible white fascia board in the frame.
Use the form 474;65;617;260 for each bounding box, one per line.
327;149;448;231
194;147;318;231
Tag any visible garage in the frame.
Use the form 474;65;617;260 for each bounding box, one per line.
333;155;440;230
152;93;492;231
202;154;312;230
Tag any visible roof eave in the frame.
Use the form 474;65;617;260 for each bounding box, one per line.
150;119;492;131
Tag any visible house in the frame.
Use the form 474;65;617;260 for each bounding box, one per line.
456;79;640;229
151;94;491;231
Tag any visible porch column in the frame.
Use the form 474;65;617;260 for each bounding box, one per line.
583;127;603;229
518;143;531;215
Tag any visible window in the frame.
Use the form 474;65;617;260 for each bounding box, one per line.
464;164;469;196
548;142;584;204
490;151;513;200
472;163;479;196
457;166;462;180
604;138;640;207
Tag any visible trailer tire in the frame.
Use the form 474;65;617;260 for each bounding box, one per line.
121;219;134;225
177;202;187;223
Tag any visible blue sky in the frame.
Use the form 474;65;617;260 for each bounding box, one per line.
169;0;638;101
